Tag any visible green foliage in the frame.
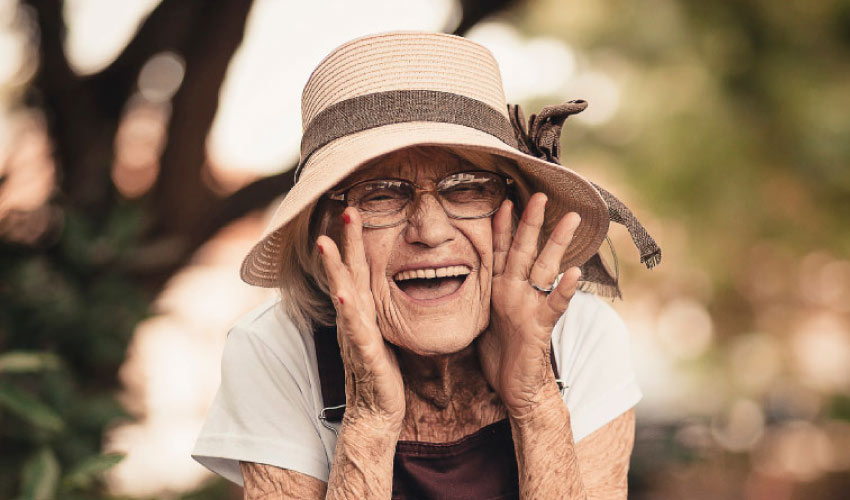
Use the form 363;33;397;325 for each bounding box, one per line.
0;381;64;432
19;448;60;500
0;352;63;373
827;394;850;422
0;205;149;499
62;454;126;491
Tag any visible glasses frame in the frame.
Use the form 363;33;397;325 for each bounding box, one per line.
327;170;515;228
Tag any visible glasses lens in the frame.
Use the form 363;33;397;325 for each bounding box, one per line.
347;180;412;226
438;172;506;218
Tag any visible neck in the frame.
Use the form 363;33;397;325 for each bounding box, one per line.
396;344;506;442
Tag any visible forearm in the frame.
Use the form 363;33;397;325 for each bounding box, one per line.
326;414;400;500
508;387;587;500
240;461;328;499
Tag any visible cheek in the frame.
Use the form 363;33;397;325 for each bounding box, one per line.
459;221;494;326
463;222;495;273
361;231;396;281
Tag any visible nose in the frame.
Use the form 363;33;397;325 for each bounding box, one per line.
403;192;456;247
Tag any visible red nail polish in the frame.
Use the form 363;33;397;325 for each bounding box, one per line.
342;212;351;224
338;296;345;305
317;244;324;255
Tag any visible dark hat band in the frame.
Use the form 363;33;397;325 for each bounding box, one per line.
296;90;518;182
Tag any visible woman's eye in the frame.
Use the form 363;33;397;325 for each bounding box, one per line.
357;187;409;211
455;183;484;191
442;182;493;199
362;190;403;201
446;185;479;195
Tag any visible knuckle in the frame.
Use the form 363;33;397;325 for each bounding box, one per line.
510;242;536;259
533;259;556;275
519;216;542;231
550;232;572;247
545;298;565;318
555;286;576;303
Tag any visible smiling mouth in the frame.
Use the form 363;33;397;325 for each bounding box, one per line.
392;265;471;300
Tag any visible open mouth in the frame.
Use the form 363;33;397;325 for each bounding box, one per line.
392;265;472;301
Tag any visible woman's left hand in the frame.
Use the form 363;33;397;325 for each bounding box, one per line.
477;192;582;417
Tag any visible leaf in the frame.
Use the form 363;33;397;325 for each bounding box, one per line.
0;351;63;373
20;447;60;500
0;381;65;432
62;453;125;490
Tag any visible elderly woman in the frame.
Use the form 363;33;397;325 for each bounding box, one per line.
192;32;660;499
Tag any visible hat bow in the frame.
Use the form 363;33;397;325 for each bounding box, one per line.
507;100;662;298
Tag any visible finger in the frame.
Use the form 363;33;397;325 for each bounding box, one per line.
542;266;581;325
504;192;547;279
529;211;581;290
317;234;347;299
341;207;370;291
337;326;358;402
492;199;513;276
318;234;380;354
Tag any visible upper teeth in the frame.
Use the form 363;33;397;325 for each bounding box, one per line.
394;265;471;281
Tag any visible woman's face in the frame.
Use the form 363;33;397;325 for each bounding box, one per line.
337;147;503;356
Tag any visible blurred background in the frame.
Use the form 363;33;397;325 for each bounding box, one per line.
1;0;849;498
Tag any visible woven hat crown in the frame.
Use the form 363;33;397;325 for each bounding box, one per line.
301;32;509;132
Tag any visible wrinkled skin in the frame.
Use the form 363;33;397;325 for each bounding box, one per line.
316;147;582;422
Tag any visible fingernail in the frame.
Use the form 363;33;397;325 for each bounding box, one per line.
337;296;345;305
317;243;324;255
342;212;351;224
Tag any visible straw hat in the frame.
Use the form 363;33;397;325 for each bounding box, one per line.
240;31;660;296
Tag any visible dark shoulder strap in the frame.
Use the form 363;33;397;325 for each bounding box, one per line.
314;325;346;421
550;344;560;381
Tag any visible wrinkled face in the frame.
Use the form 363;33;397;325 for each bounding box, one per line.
337;147;502;356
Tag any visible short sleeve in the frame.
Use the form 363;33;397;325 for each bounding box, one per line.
191;325;329;486
554;291;642;443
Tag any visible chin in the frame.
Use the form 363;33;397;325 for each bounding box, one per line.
395;319;480;356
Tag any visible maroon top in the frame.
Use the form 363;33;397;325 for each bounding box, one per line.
314;326;559;499
392;418;519;499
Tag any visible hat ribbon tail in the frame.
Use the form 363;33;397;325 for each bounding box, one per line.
590;182;662;269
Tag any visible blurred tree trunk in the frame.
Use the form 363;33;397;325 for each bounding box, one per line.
25;0;259;290
23;0;524;291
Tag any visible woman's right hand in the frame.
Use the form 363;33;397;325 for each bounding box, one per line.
317;207;406;429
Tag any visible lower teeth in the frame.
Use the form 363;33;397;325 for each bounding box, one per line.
396;277;465;299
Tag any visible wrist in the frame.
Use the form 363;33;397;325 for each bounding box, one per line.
329;409;400;500
342;407;404;438
502;366;564;417
506;382;566;424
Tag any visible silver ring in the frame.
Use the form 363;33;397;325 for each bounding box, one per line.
529;280;556;294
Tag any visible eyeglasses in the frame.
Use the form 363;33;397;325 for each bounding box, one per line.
328;170;514;228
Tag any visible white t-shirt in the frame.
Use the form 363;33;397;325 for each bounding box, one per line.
191;290;642;486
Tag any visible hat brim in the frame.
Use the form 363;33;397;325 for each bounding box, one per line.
240;121;610;287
